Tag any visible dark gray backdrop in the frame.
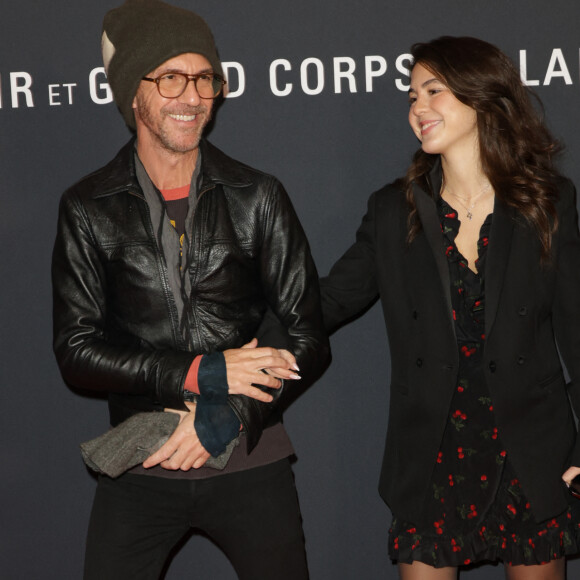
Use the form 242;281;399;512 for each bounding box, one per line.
2;1;580;578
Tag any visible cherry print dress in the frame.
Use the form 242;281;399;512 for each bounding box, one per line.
388;198;580;567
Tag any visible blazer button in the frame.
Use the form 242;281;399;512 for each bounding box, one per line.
416;358;423;367
412;311;418;320
517;355;526;365
489;361;497;373
518;306;528;316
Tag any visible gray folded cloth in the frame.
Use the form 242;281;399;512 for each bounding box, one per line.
80;412;239;478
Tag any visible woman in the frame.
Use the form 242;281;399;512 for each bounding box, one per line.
320;37;580;579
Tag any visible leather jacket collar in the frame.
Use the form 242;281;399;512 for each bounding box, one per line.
92;138;254;200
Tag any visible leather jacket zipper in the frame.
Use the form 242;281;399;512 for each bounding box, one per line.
127;188;187;350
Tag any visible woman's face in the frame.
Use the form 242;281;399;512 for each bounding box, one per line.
408;63;478;159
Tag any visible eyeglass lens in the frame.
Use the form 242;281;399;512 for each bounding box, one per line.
158;73;221;99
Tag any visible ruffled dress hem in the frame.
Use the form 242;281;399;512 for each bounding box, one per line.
389;514;580;567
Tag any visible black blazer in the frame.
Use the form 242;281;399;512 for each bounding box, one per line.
321;164;580;523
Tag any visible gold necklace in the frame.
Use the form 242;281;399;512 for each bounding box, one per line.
443;182;492;220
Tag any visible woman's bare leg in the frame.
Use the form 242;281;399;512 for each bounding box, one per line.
398;561;457;580
504;558;565;580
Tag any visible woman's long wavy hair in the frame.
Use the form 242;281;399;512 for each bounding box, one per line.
405;36;561;260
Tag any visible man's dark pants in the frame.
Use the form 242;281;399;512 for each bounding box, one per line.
84;458;309;579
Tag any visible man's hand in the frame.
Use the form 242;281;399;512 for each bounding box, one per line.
143;403;210;471
224;338;300;403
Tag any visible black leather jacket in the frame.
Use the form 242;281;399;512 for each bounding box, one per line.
52;139;329;452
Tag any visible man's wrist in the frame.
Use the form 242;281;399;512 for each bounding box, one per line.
197;351;228;402
184;355;203;395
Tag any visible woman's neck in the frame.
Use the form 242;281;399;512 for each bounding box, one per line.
440;151;491;204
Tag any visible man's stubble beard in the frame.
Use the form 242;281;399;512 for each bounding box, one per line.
134;93;213;155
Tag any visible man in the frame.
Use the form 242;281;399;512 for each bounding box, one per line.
52;1;328;578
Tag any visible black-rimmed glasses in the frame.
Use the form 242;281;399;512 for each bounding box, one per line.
142;72;226;99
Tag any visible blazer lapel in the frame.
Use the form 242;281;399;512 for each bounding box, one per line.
413;185;454;323
484;198;515;337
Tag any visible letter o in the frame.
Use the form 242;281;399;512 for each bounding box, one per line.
300;58;324;96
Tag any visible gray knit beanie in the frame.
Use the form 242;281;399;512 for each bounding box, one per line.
102;0;223;129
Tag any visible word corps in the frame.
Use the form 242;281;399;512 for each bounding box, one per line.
1;49;577;109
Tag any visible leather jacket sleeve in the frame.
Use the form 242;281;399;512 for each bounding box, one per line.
228;177;329;451
52;190;192;411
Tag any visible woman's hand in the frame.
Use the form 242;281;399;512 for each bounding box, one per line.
562;465;580;486
262;348;300;380
224;339;300;403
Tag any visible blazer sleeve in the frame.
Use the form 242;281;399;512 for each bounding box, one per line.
551;180;580;465
320;191;380;333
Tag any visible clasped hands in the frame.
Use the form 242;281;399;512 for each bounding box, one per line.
143;338;299;471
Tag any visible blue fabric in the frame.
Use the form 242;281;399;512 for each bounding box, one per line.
195;398;241;456
197;351;229;401
195;352;240;456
